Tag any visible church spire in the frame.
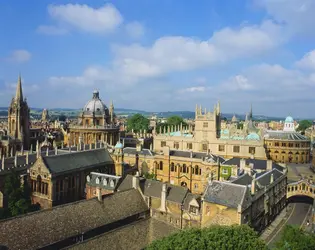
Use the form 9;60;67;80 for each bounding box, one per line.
249;103;253;120
15;73;23;102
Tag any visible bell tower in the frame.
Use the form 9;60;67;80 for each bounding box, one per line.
8;74;31;150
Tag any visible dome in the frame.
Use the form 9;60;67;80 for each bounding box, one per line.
246;132;260;141
115;142;123;149
285;116;294;123
82;90;109;116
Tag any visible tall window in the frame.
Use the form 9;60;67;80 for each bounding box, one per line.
170;162;175;172
249;147;256;154
233;146;240;153
174;142;179;149
202;144;207;152
161;141;166;147
203;122;208;128
159;161;163;170
187;143;193;150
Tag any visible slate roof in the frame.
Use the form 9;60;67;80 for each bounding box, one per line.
0;189;148;250
222;157;284;171
265;130;309;141
203;181;251;210
118;175;189;204
183;193;201;211
232;173;253;186
87;172;122;191
67;218;178;250
169;150;225;163
123;147;154;156
42;148;113;175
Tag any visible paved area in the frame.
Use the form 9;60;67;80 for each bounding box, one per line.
287;163;314;182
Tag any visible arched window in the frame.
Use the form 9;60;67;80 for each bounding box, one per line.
183;164;187;173
36;175;42;193
195;165;199;175
96;177;100;184
86;175;91;182
110;180;115;187
181;181;187;187
171;162;175;172
191;167;195;174
103;178;108;186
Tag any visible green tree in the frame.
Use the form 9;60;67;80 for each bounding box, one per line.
146;225;267;250
167;115;186;126
297;120;312;133
127;114;149;133
275;225;315;250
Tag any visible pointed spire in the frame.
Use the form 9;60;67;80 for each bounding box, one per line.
16;73;23;102
249;103;253;120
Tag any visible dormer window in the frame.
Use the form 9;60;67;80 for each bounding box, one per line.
110;179;115;187
87;108;90;111
103;178;108;186
96;177;100;184
189;205;199;215
86;175;91;182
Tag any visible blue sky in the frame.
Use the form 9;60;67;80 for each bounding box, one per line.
1;0;315;118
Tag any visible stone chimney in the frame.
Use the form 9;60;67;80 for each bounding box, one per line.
190;150;193;158
266;160;273;171
55;147;58;155
159;183;167;212
270;173;274;184
26;151;29;165
36;141;40;159
250;154;254;159
132;171;140;189
97;187;102;202
89;143;92;150
21;145;24;155
14;154;17;167
46;147;49;156
240;159;246;171
251;178;256;195
2;157;5;170
69;146;71;153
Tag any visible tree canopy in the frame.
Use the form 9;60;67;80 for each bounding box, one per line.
0;170;39;220
297;120;312;133
166;115;186;126
146;225;267;250
127;114;150;133
275;225;315;250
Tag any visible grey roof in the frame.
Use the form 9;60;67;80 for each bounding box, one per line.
0;189;148;250
256;169;284;187
87;172;122;191
118;175;189;204
265;130;309;141
222;157;284;171
170;150;225;163
203;181;251;210
42;148;113;175
183;193;201;211
232;173;253;186
67;218;178;250
123;147;154;156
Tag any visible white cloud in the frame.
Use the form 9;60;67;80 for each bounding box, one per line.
36;25;68;35
125;21;145;39
47;3;123;34
180;86;207;93
7;50;32;63
296;50;315;70
222;75;254;91
257;0;315;36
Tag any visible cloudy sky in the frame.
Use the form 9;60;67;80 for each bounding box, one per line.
1;0;315;118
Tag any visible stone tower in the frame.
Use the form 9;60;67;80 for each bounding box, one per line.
8;74;30;150
109;100;114;123
41;108;49;121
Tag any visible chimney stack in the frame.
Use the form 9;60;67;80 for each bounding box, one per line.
55;147;58;155
89;143;92;150
10;147;13;157
159;183;167;212
190;151;193;158
132;171;140;189
69;146;71;153
21;145;24;155
270;173;274;184
240;159;246;171
266;160;273;171
26;151;29;165
251;178;256;195
2;157;5;171
14;154;17;167
36;141;40;159
97;187;102;202
46;147;49;156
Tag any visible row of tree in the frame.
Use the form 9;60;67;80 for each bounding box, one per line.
146;224;315;250
0;170;39;220
126;114;186;133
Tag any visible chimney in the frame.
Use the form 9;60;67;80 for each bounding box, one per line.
30;144;33;153
250;154;254;159
240;159;246;171
69;146;71;153
14;154;17;167
251;178;256;195
266;160;273;171
46;147;49;156
270;173;274;184
159;183;167;212
249;163;254;169
97;187;102;202
2;157;5;170
132;171;140;189
55;147;58;155
21;145;24;155
61;142;64;148
150;143;153;151
26;151;29;165
89;143;92;150
10;147;13;157
190;151;193;158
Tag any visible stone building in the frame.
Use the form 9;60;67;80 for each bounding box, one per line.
122;146;224;194
153;104;267;160
264;116;311;164
66;90;120;147
202;161;287;232
41;108;49;121
28;146;116;208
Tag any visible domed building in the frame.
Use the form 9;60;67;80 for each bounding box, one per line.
67;90;120;146
264;116;310;164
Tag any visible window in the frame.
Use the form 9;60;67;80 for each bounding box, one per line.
86;175;91;182
233;146;240;153
174;142;179;149
169;217;173;223
218;145;225;152
249;147;255;154
295;143;300;147
159;161;163;170
189;205;199;215
161;141;166;147
187;143;193;150
275;142;279;147
202;144;208;152
194;183;198;189
288;143;293;147
110;180;115;187
222;168;229;175
195;165;199;175
170;162;175;172
96;177;100;184
203;122;208;128
103;178;108;186
182;164;188;173
281;143;286;147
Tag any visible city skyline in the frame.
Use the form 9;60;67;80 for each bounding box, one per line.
1;0;315;117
